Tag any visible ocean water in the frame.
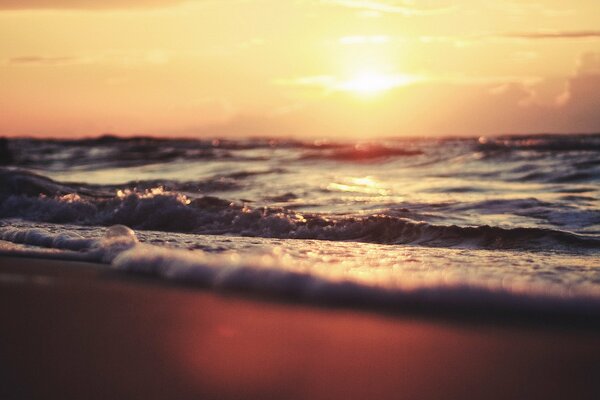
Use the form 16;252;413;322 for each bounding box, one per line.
1;134;599;320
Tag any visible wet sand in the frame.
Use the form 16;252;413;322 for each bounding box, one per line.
0;255;599;400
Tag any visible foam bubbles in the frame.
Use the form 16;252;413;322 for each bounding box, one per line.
103;224;137;242
96;225;139;263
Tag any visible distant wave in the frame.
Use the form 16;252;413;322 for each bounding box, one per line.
0;167;286;197
2;136;277;170
477;133;600;153
2;169;598;251
2;136;426;167
3;134;600;172
300;143;422;162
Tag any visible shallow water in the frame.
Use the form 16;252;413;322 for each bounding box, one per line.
1;134;599;317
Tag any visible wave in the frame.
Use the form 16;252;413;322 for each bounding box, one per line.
112;244;600;321
0;224;138;263
1;169;598;251
1;225;598;322
300;143;422;162
449;198;600;230
0;167;287;199
3;136;280;170
0;226;96;252
477;134;600;153
3;134;600;173
3;136;426;168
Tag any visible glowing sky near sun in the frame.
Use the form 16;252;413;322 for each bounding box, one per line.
0;0;599;138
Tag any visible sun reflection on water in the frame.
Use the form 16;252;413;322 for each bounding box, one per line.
327;176;390;196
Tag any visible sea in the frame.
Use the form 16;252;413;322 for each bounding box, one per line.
1;134;599;321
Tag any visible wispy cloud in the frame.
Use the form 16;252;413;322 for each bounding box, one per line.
6;50;171;66
0;0;186;10
7;56;81;65
321;0;455;16
414;30;600;46
500;30;600;40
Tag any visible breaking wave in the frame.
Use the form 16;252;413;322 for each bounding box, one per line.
0;225;598;323
1;169;598;251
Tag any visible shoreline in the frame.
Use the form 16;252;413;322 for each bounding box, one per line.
1;255;599;399
1;248;598;329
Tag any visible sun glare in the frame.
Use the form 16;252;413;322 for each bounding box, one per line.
337;71;419;96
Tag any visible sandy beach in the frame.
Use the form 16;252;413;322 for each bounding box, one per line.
0;255;598;400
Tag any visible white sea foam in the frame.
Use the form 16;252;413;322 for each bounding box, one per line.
0;224;137;263
110;243;600;318
0;227;95;251
1;224;598;320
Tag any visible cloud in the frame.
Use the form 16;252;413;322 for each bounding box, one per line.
575;52;600;75
500;30;600;40
205;53;600;138
487;2;575;18
7;56;81;65
6;49;172;67
0;0;187;10
553;53;600;130
320;0;454;16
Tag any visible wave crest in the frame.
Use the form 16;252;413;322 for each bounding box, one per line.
1;170;598;251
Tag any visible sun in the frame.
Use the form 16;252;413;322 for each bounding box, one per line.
337;71;419;96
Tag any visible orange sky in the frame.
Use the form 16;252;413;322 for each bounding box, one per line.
0;0;599;138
